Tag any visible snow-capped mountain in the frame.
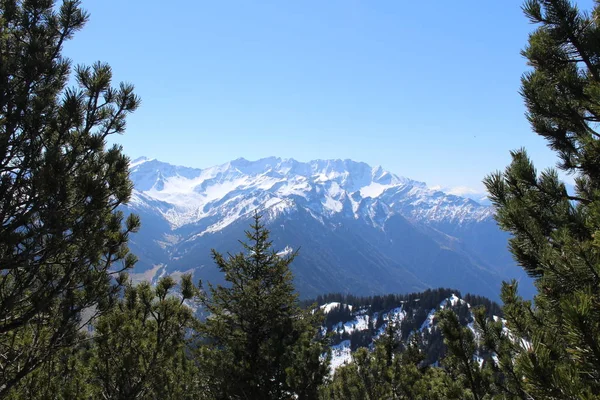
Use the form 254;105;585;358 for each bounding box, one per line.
429;185;492;206
124;156;534;300
129;156;490;230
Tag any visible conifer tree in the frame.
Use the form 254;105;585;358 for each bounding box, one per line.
88;275;202;400
319;361;368;400
0;0;140;394
321;345;388;400
437;309;491;400
471;305;529;399
5;340;93;400
6;275;202;400
388;332;426;399
483;0;600;396
197;213;329;400
321;318;443;400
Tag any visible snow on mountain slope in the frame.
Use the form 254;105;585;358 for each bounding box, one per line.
128;156;492;231
320;291;496;371
123;156;534;300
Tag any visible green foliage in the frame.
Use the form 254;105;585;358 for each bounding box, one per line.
197;213;329;400
321;319;462;400
7;0;600;398
320;2;600;395
437;309;491;400
5;341;93;400
471;293;529;400
319;359;368;400
409;367;463;400
481;0;600;397
6;275;203;399
0;0;140;394
311;288;484;353
87;275;202;399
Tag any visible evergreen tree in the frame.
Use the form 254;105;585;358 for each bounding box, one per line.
6;275;202;400
471;303;529;400
319;361;368;400
322;318;461;400
88;275;202;400
320;344;390;400
483;0;600;397
5;340;93;400
197;213;329;400
437;309;491;400
0;0;140;395
388;332;425;399
409;367;463;400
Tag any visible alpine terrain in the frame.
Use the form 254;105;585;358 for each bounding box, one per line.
124;156;533;300
312;289;503;371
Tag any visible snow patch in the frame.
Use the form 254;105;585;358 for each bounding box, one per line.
359;182;391;198
277;246;294;257
329;340;352;371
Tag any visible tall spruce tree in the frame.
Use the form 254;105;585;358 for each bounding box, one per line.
197;213;329;400
483;0;600;397
0;0;140;395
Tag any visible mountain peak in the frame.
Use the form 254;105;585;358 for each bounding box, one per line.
129;156;156;168
126;156;492;231
121;156;526;301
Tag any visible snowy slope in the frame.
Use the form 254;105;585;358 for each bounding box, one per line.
128;156;492;230
320;292;493;371
123;156;534;300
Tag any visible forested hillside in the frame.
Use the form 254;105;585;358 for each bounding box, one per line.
311;289;502;369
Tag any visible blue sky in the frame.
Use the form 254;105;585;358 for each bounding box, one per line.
63;0;590;191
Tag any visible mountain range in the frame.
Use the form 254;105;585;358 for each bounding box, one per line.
123;156;534;300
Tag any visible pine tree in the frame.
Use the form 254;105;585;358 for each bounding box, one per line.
0;0;140;394
482;0;600;397
319;361;368;400
88;275;202;400
6;275;202;400
197;213;329;400
437;309;491;400
5;341;93;400
388;332;425;399
471;304;529;399
321;345;389;400
322;316;467;399
410;366;463;400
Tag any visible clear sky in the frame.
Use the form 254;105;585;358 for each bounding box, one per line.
63;0;591;192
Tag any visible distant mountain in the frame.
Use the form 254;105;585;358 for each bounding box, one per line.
429;185;492;206
123;156;534;300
